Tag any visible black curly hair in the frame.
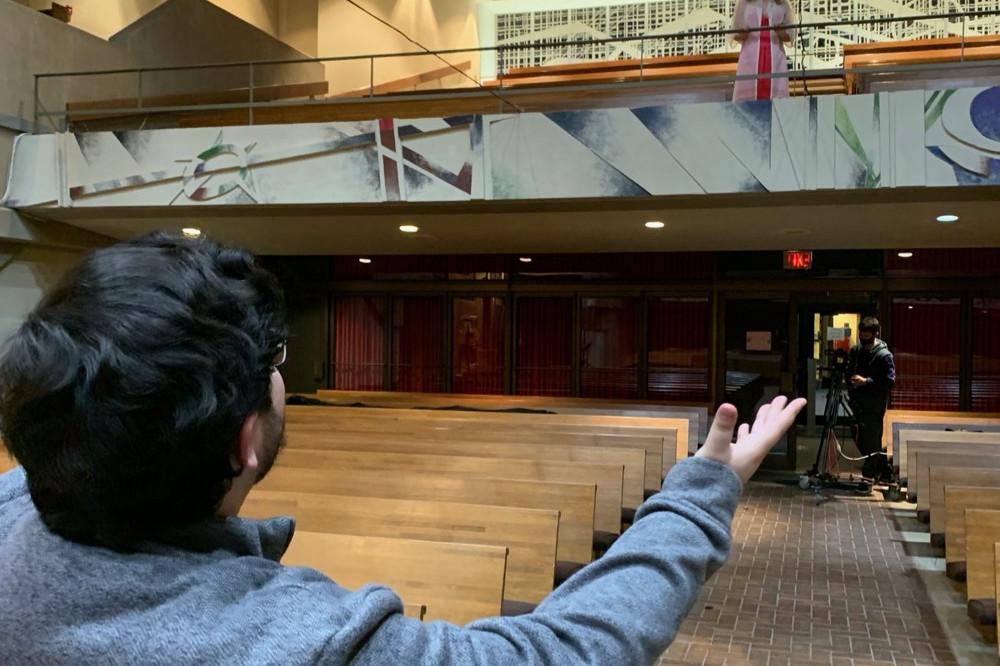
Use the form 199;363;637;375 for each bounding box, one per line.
0;232;287;549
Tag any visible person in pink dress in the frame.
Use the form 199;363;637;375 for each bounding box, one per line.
732;0;797;102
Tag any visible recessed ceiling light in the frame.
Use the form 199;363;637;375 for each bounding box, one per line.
897;251;914;258
908;305;914;310
359;257;372;264
399;224;419;233
181;227;202;238
937;214;959;223
519;257;532;263
644;221;665;229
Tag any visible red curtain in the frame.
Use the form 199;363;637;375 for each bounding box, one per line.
392;296;445;392
890;298;961;410
580;298;639;399
332;296;385;390
647;297;710;402
516;297;573;396
973;298;1000;412
452;296;506;394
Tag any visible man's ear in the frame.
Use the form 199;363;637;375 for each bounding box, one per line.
217;412;262;517
235;411;260;473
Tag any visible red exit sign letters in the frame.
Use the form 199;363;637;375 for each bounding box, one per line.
784;250;813;270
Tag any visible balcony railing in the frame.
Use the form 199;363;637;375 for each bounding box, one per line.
27;10;1000;132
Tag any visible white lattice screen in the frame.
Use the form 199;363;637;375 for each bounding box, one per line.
488;0;1000;73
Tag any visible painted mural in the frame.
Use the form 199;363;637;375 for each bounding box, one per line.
3;86;999;209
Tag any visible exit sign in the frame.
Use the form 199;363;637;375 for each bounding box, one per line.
784;250;813;270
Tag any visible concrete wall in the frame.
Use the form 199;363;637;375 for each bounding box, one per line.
0;242;83;347
0;1;131;181
109;0;324;97
278;0;318;56
318;0;480;94
13;0;285;41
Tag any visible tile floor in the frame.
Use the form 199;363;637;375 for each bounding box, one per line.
656;475;995;666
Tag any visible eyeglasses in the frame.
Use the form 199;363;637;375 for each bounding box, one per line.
271;341;287;371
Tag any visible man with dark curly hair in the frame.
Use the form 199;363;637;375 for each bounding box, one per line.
0;233;804;665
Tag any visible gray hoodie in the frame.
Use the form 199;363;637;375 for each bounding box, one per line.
0;457;741;665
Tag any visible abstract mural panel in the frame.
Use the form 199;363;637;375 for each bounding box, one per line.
3;86;1000;209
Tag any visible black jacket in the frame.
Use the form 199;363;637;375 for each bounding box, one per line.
848;339;895;403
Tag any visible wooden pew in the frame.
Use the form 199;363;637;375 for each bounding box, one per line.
287;405;685;476
337;61;474;97
995;544;1000;651
257;466;596;563
282;530;507;624
404;603;426;620
913;450;1000;518
274;448;624;535
286;430;646;510
903;431;1000;496
844;36;1000;94
314;389;708;453
943;486;1000;581
963;508;1000;627
292;416;664;491
243;490;558;604
481;52;845;96
0;452;16;474
928;467;1000;545
885;409;1000;462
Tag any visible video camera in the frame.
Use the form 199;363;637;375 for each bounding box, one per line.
820;348;851;388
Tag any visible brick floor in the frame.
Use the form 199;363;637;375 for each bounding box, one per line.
657;480;962;666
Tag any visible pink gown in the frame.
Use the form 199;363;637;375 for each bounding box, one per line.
732;0;796;102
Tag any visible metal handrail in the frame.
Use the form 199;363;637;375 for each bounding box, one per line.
30;9;1000;131
34;9;999;79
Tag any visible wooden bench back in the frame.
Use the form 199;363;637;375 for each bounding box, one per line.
291;419;664;490
314;389;708;450
902;430;1000;487
0;453;16;474
911;446;1000;507
258;466;596;563
963;508;1000;605
275;448;624;534
928;467;1000;536
243;490;558;603
844;36;1000;92
282;530;507;624
287;430;646;508
885;410;1000;458
287;404;685;473
943;486;1000;567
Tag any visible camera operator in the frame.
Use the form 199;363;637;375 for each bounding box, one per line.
847;317;896;480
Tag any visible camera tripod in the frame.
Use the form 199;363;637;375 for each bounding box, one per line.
799;372;902;502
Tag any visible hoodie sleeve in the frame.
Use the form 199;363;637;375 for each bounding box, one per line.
349;457;742;666
872;349;896;391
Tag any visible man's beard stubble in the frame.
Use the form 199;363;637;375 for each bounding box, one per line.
254;408;286;483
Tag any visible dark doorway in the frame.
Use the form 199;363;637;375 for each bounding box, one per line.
723;298;793;470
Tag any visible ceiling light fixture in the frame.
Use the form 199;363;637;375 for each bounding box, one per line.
519;257;532;263
644;221;665;229
399;224;419;233
936;214;959;223
897;251;914;258
359;258;372;264
181;227;202;239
